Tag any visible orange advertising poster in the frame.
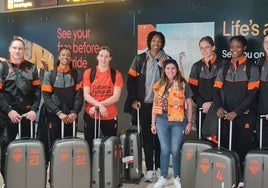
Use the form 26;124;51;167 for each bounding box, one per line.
137;24;156;53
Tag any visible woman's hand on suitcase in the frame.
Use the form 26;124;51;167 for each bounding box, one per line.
224;111;237;121
21;111;36;122
89;105;107;117
202;102;212;113
98;105;108;117
131;101;141;110
67;113;77;124
216;108;227;118
58;112;69;124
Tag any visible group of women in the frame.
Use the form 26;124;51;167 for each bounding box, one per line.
2;32;268;188
40;45;124;153
130;32;268;188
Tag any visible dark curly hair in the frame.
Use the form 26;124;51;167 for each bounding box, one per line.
147;31;166;50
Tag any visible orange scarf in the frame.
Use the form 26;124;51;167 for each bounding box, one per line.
153;81;185;121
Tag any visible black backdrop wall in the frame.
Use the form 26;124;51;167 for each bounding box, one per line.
0;0;267;132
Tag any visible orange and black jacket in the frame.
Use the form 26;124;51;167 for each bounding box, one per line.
127;52;149;104
258;56;268;115
188;55;223;107
0;60;41;116
41;65;83;116
213;56;260;116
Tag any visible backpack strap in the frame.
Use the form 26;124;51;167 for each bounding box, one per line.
246;60;252;79
195;61;203;79
2;61;9;81
137;52;147;74
90;66;116;84
222;62;230;79
110;68;116;84
70;69;78;84
50;69;57;85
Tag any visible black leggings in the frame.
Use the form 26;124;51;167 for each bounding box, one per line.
47;113;75;146
220;111;256;170
140;103;160;171
83;113;118;149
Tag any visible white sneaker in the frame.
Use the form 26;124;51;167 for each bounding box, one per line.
144;170;154;182
154;176;168;188
174;176;181;188
238;181;244;188
155;168;161;179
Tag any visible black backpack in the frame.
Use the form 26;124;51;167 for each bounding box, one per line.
1;61;9;81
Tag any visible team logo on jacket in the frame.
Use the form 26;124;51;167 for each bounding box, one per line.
243;65;247;72
244;123;250;129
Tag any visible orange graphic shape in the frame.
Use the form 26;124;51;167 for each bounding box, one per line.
75;148;86;166
200;158;210;173
29;149;40;166
186;148;194;160
216;170;223;181
114;145;118;158
249;159;260;175
137;24;156;51
12;148;23;163
244;123;250;128
59;148;69;163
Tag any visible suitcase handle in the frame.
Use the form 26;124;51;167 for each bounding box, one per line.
259;114;267;149
18;117;34;139
137;104;140;134
198;108;203;139
61;120;76;139
94;106;101;139
217;118;233;150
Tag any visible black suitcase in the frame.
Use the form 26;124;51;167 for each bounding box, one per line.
120;107;143;184
91;107;122;188
5;118;47;188
244;114;268;188
180;108;215;188
50;120;91;188
195;119;242;188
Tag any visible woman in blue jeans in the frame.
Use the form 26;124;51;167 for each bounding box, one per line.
151;59;193;188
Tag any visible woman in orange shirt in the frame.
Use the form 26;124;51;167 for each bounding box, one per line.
83;46;124;146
